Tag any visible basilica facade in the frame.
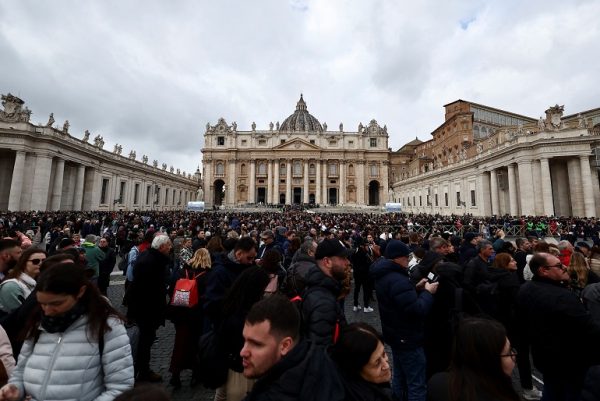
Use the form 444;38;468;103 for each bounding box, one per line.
201;95;390;208
0;93;199;212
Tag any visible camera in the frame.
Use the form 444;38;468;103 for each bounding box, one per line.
427;272;439;283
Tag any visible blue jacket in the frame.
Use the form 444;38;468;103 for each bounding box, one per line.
371;258;433;350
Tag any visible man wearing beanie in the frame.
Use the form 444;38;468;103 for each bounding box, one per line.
371;239;439;401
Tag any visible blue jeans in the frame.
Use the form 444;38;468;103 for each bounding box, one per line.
391;347;427;401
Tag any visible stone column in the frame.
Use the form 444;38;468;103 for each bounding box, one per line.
303;161;310;204
315;160;321;205
322;161;328;204
248;160;256;204
518;160;535;216
479;171;492;216
228;159;236;206
204;160;212;206
8;151;26;211
490;169;499;215
507;164;519;216
30;154;53;211
580;155;596;217
267;161;273;205
50;158;65;210
72;164;86;210
339;161;345;205
272;160;279;204
357;161;366;205
381;161;389;205
567;158;584;216
286;160;292;205
539;158;554;216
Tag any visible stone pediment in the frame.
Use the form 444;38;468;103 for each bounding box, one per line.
272;138;320;151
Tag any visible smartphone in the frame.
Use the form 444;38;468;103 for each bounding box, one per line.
427;272;439;283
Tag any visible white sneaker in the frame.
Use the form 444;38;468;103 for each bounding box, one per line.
363;307;374;313
353;306;362;312
522;387;542;400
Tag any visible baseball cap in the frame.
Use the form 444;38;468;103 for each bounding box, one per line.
315;239;353;260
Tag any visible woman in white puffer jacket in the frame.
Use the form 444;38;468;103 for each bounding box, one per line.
0;261;134;401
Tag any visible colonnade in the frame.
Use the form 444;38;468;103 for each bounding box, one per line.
4;150;196;211
207;157;387;206
483;155;595;217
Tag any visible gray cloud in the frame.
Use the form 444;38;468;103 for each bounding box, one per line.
1;0;598;171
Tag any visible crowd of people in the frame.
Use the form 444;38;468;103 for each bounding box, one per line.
0;209;599;400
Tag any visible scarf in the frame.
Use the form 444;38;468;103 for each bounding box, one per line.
41;301;87;333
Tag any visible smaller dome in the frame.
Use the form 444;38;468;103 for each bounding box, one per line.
280;94;323;132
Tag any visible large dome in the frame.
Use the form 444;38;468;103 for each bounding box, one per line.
280;94;323;132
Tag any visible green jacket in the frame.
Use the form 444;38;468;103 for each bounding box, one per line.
81;241;105;278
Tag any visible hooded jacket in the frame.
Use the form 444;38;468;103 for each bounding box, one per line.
301;265;346;347
371;258;433;350
244;340;344;401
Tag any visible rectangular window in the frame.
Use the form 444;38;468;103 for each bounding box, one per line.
370;138;377;147
146;186;151;205
165;188;169;205
435;194;439;206
217;136;225;146
119;182;126;203
471;190;476;206
310;139;315;144
241;139;247;146
329;140;337;146
419;196;422;206
259;140;266;145
413;196;415;206
173;190;176;205
445;193;448;207
349;140;354;146
100;179;109;204
456;192;461;206
328;163;338;175
134;183;140;204
281;139;286;144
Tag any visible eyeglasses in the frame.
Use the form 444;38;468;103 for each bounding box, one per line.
501;348;518;361
545;263;565;270
28;258;46;265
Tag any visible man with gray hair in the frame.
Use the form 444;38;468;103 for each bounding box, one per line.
282;238;317;297
126;234;173;383
81;234;105;282
463;239;494;296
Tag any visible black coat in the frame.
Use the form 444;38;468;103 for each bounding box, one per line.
371;258;433;350
338;371;392;401
581;365;600;401
302;265;346;347
485;267;520;335
517;277;600;383
204;251;252;323
463;255;491;295
127;248;171;327
244;340;345;401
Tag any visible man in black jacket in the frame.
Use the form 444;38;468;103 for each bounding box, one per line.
97;236;116;295
241;294;344;401
204;236;257;324
463;239;493;296
126;234;172;382
302;239;352;346
518;252;600;401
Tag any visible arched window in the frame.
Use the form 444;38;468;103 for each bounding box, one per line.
309;163;316;176
258;162;267;175
294;161;302;176
348;164;354;176
280;163;286;176
370;164;378;177
216;162;225;176
240;163;247;175
328;163;338;176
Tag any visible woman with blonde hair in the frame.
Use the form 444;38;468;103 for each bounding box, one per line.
168;248;212;388
568;251;600;296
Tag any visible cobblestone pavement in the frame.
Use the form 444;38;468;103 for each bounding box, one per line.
108;274;537;400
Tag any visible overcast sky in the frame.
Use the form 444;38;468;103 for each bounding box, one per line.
1;0;599;173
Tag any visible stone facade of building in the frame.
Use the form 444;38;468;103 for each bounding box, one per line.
201;95;390;207
391;101;600;217
0;93;199;212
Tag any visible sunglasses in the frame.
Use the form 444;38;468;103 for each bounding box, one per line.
28;258;46;265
